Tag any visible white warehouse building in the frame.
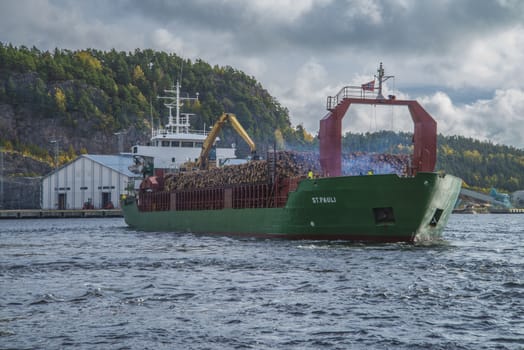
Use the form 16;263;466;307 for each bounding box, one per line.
42;154;139;210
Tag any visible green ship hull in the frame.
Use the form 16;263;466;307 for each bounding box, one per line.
121;172;461;243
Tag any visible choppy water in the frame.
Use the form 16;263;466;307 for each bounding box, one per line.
1;214;523;349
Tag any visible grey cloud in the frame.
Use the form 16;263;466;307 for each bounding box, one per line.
115;0;524;55
282;0;522;54
3;0;521;55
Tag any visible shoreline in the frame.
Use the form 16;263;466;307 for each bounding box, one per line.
0;209;122;219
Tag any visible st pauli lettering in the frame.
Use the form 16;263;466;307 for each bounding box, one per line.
311;196;337;204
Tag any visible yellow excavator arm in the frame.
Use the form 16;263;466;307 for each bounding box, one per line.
197;113;256;169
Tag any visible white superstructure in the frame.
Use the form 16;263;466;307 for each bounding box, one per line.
131;82;236;171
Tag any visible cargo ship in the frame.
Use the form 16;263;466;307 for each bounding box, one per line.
122;64;462;242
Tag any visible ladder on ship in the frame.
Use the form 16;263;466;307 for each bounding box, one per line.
266;150;277;207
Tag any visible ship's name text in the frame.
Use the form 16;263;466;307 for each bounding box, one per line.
312;196;337;204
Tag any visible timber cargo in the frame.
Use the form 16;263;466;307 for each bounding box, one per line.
122;64;462;243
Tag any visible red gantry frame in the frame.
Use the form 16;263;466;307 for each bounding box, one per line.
319;90;437;177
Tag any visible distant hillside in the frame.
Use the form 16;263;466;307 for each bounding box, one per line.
341;131;524;193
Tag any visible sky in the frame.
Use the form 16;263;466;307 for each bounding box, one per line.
1;0;523;149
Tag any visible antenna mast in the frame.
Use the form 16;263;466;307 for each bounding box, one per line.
158;81;199;134
150;96;154;138
376;62;394;100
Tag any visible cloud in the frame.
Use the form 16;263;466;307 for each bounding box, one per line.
429;25;524;90
421;89;524;149
239;0;322;23
150;28;194;57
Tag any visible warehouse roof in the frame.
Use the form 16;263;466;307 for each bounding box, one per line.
82;154;137;177
43;153;139;179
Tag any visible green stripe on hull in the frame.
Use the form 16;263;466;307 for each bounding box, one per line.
122;172;461;243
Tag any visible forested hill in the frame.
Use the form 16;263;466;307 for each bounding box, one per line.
341;131;524;193
0;43;311;165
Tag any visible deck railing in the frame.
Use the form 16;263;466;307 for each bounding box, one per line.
137;177;302;212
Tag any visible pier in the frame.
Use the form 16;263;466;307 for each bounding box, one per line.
453;207;524;214
489;208;524;214
0;209;123;219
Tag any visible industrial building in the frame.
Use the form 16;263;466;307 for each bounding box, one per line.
41;154;139;210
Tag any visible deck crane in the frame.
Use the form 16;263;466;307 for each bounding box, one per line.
197;113;257;170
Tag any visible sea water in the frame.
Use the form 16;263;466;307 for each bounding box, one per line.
1;214;523;349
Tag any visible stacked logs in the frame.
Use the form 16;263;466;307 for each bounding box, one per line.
163;151;320;191
163;151;410;192
274;151;321;179
164;160;269;191
341;152;409;176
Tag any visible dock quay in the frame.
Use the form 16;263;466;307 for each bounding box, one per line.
453;208;524;214
0;209;123;219
489;208;524;214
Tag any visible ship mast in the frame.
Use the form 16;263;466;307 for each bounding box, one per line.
375;62;394;100
158;81;199;134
